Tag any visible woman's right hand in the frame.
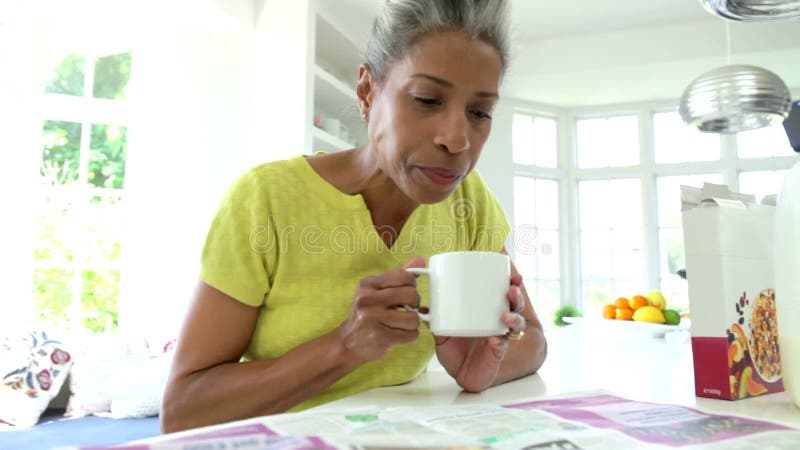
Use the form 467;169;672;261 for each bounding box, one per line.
337;256;426;363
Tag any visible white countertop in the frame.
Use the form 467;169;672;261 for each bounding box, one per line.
136;323;800;448
316;324;800;428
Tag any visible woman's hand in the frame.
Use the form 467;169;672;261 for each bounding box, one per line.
337;257;427;364
434;260;546;392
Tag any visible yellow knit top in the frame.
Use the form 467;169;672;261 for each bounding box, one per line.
200;155;510;411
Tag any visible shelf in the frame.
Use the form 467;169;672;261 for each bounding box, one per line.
312;126;352;153
313;65;357;118
314;11;364;82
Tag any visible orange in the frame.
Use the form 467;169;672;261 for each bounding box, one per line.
630;295;648;310
602;304;616;319
616;307;633;320
614;297;630;309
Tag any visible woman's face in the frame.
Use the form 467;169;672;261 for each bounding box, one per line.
359;30;503;204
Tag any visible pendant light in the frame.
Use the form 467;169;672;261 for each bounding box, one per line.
700;0;800;22
678;20;792;133
679;64;792;133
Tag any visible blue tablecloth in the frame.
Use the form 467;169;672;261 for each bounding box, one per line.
0;411;161;450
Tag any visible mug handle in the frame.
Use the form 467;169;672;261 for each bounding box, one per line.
405;268;430;321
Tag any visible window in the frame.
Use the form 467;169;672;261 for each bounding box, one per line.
512;113;557;168
737;124;794;159
34;49;131;332
576;115;639;168
655;174;723;312
511;111;561;327
653;112;720;163
739;170;791;203
513;177;560;326
578;179;644;316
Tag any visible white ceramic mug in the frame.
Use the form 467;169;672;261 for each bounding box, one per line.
407;251;511;337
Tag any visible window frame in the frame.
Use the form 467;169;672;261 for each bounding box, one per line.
35;49;132;332
510;97;799;318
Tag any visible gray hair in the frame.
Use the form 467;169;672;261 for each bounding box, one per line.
364;0;511;83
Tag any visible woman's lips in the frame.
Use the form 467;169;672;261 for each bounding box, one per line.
419;167;462;185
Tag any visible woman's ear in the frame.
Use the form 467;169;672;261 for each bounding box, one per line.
356;64;374;120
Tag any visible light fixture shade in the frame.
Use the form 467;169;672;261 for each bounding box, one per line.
701;0;800;22
679;64;792;134
700;0;800;22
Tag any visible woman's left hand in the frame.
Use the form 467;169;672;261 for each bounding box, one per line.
434;261;545;392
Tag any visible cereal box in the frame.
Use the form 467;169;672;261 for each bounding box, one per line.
681;183;783;400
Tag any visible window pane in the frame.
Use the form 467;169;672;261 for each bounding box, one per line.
535;179;559;229
579;180;610;230
84;196;125;263
534;117;557;168
534;280;561;329
513;177;536;227
653;111;721;163
608;179;642;229
581;279;612;317
33;269;73;327
577;115;639;168
578;178;644;312
737;124;794;158
89;124;127;189
537;230;560;279
34;194;75;263
514;251;537;280
513;114;558;168
45;53;85;96
580;179;641;230
81;270;120;332
659;227;685;276
42;120;82;185
738;170;791;203
660;274;689;313
93;52;132;100
612;228;644;280
580;230;611;278
512;114;534;165
656;174;723;227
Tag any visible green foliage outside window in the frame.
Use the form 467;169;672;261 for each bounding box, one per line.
33;269;73;327
81;270;120;331
90;125;127;189
34;51;132;333
93;53;131;100
42;121;81;184
45;53;85;96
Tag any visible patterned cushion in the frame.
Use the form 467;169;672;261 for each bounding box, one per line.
0;330;73;429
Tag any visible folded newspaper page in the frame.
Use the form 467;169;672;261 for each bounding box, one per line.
65;392;800;450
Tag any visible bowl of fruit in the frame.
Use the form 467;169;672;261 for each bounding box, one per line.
563;291;686;338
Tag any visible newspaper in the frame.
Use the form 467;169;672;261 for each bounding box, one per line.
69;393;800;450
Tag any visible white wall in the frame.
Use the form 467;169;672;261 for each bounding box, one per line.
477;100;515;231
248;0;313;163
120;22;254;340
0;9;38;324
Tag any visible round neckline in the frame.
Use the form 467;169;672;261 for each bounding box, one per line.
290;154;368;211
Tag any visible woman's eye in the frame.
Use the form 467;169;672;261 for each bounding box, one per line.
414;96;440;106
471;109;492;120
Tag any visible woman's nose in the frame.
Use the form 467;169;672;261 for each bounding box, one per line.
433;111;470;154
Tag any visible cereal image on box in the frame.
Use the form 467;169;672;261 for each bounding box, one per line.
747;289;781;383
725;289;781;399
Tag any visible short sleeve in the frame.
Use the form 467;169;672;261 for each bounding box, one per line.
199;169;272;307
468;171;511;252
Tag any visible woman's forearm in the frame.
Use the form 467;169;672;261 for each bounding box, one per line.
492;321;547;386
160;329;362;433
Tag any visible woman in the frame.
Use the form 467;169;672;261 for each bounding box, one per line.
161;0;547;433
